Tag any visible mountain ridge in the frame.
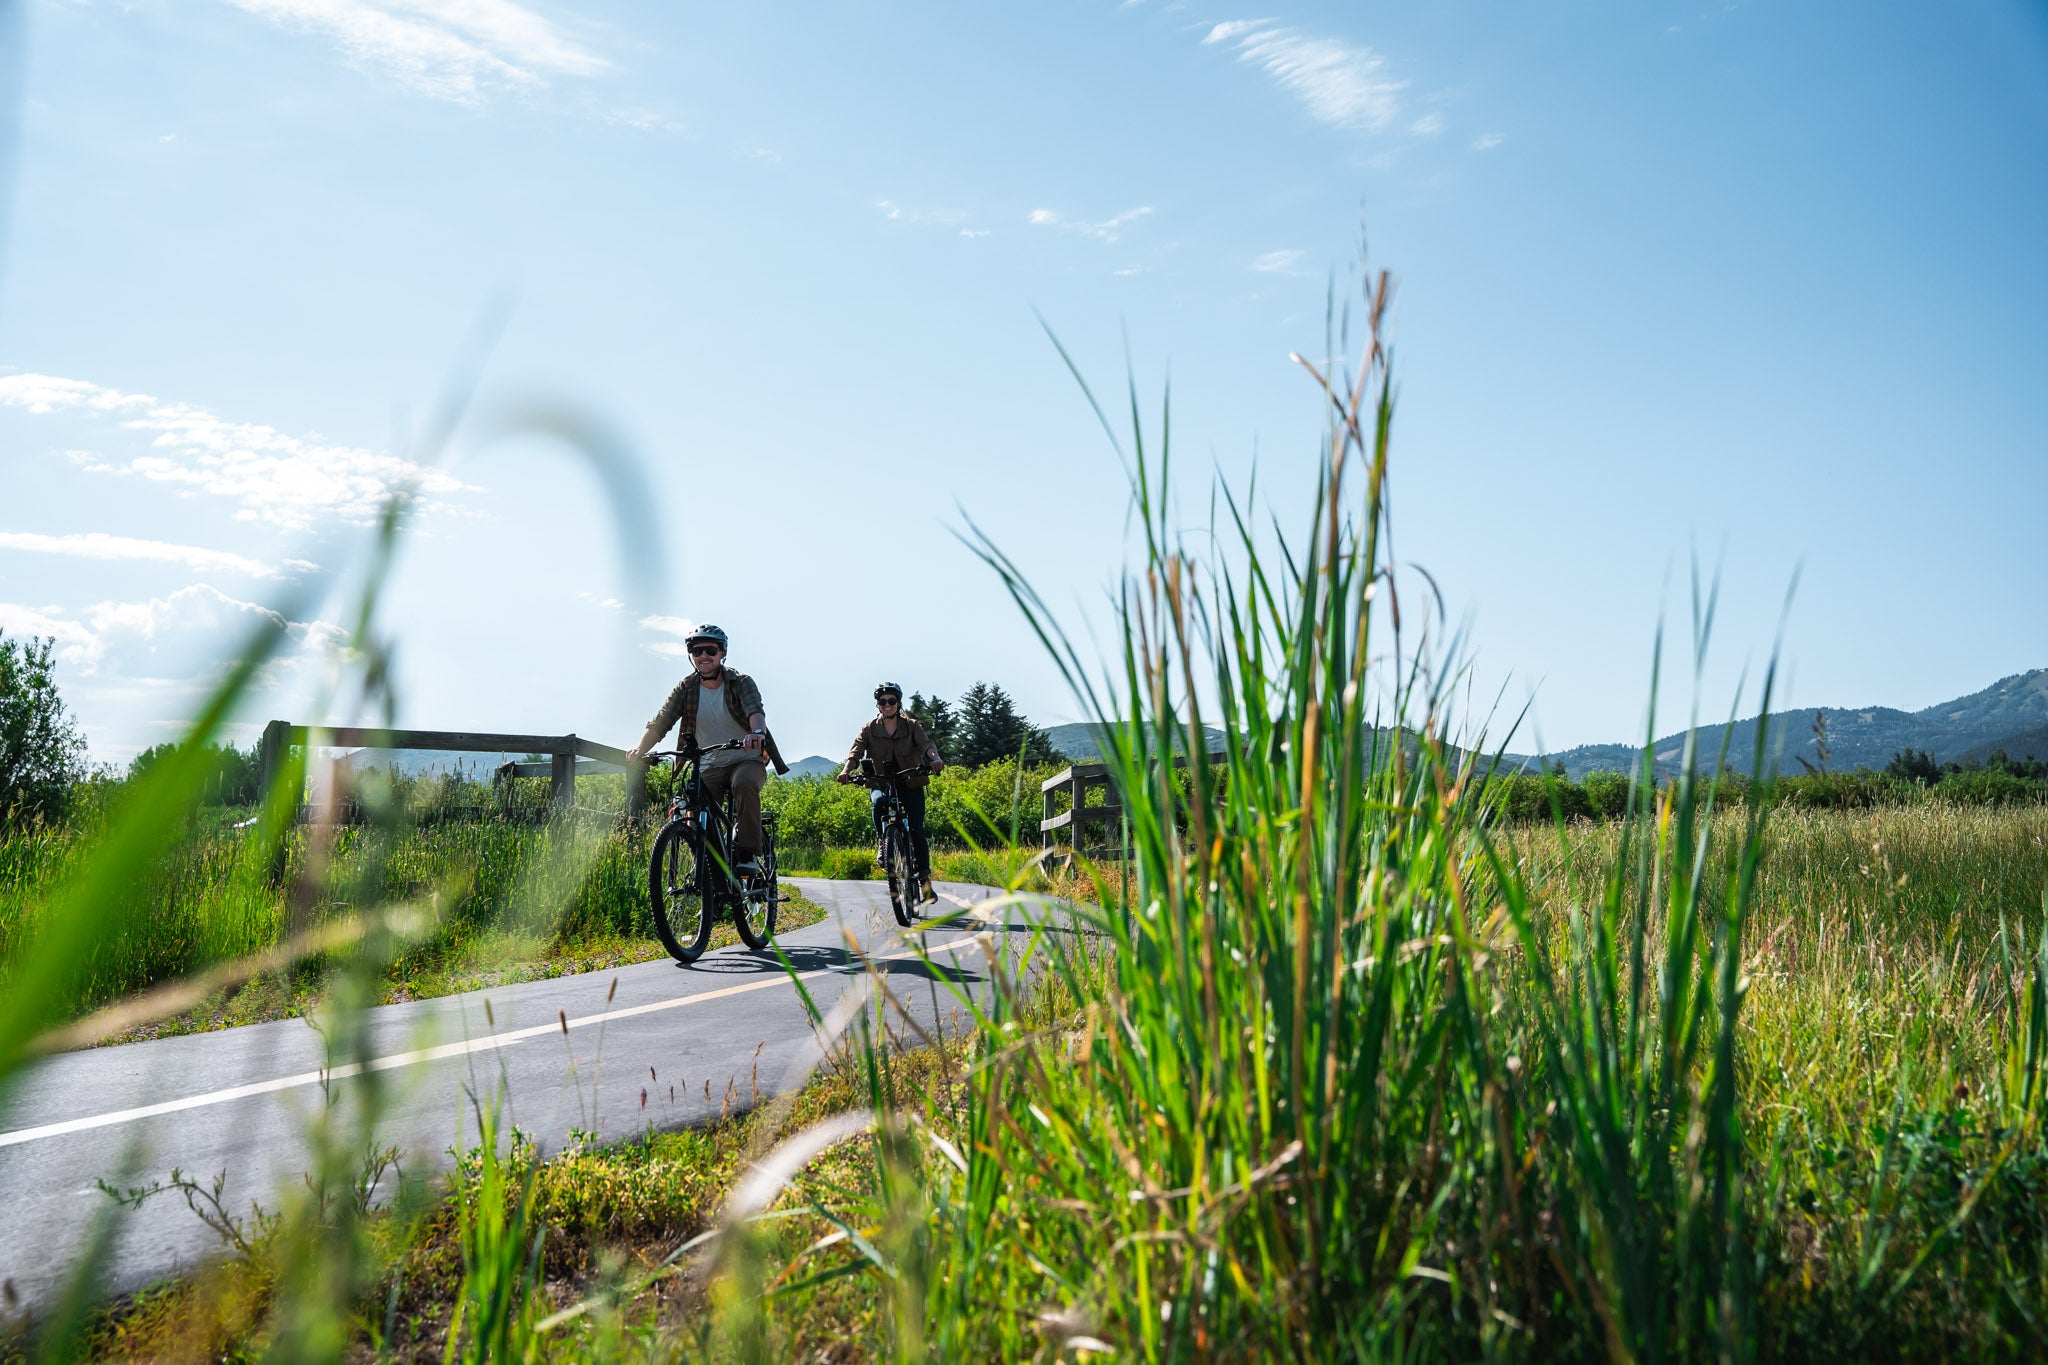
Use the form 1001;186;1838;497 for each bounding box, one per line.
1504;667;2048;779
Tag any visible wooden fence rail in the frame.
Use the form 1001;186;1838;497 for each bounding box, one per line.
256;722;645;819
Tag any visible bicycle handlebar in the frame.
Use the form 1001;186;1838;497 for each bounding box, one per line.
642;738;755;761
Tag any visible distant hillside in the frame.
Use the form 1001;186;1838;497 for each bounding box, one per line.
781;755;841;779
1954;722;2048;768
1044;721;1228;762
1507;668;2048;779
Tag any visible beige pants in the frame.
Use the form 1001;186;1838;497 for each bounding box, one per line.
699;760;768;854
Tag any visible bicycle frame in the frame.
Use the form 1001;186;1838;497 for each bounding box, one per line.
658;741;755;885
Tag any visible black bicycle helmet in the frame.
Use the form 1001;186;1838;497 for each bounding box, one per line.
874;682;903;702
686;623;729;650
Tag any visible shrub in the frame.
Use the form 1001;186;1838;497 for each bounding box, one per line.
818;847;876;880
1487;771;1592;823
1933;766;2046;807
1774;768;1917;811
1581;768;1633;820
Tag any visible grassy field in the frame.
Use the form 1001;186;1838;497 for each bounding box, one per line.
16;802;2042;1361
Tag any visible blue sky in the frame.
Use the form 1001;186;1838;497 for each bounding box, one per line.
1;0;2043;764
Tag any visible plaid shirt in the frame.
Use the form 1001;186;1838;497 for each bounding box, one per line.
647;668;789;774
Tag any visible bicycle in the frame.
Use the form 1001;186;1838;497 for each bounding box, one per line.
850;757;931;928
644;740;782;963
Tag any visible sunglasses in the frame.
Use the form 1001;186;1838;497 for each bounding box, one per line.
879;697;901;706
689;645;723;658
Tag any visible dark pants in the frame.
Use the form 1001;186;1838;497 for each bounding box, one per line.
700;760;767;854
873;784;931;878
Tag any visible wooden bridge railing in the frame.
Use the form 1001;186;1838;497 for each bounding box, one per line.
256;722;645;819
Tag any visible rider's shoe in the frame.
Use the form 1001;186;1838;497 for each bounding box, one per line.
735;856;762;878
919;877;936;903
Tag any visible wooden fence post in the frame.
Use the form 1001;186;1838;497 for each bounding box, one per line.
257;719;289;800
550;740;575;815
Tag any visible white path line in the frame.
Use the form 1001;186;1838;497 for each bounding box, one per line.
0;951;920;1151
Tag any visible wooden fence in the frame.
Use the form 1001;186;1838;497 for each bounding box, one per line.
256;722;645;819
1040;756;1199;851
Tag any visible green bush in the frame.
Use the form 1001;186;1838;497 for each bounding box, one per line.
1934;766;2047;807
818;847;876;880
1581;769;1633;820
1774;769;1918;810
762;759;1068;853
1488;771;1593;823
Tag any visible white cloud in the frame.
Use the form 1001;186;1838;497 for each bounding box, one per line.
1112;265;1147;277
223;0;608;104
875;199;968;228
1026;205;1154;243
1471;132;1504;151
959;228;989;238
647;640;689;659
0;585;344;682
1202;19;1404;131
638;614;696;637
1250;248;1305;274
0;373;476;530
1409;113;1442;136
0;530;313;579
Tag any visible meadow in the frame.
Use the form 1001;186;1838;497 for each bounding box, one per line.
4;285;2046;1363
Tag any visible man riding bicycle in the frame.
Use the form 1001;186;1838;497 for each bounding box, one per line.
838;682;944;901
628;624;788;874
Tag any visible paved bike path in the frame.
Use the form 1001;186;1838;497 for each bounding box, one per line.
0;879;1051;1315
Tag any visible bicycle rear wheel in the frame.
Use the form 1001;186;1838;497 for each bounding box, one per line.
649;821;713;963
883;827;918;928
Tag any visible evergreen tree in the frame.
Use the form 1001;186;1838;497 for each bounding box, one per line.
1885;747;1940;786
907;692;961;761
954;681;1057;768
0;631;86;826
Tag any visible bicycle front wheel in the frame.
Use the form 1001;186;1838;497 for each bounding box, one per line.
883;827;918;928
649;821;713;963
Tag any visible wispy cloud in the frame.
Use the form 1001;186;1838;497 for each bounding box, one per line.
1471;132;1503;151
0;585;344;681
1027;205;1154;243
0;373;475;530
1409;113;1442;136
1250;248;1305;274
875;199;970;228
0;530;315;579
1202;19;1404;131
639;614;696;637
223;0;608;104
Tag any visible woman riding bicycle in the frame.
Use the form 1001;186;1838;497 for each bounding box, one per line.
838;683;944;901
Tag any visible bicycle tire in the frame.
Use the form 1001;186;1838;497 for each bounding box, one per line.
649;821;714;963
883;827;917;927
734;829;779;950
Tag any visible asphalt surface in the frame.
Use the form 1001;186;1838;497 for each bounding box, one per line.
0;878;1052;1316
